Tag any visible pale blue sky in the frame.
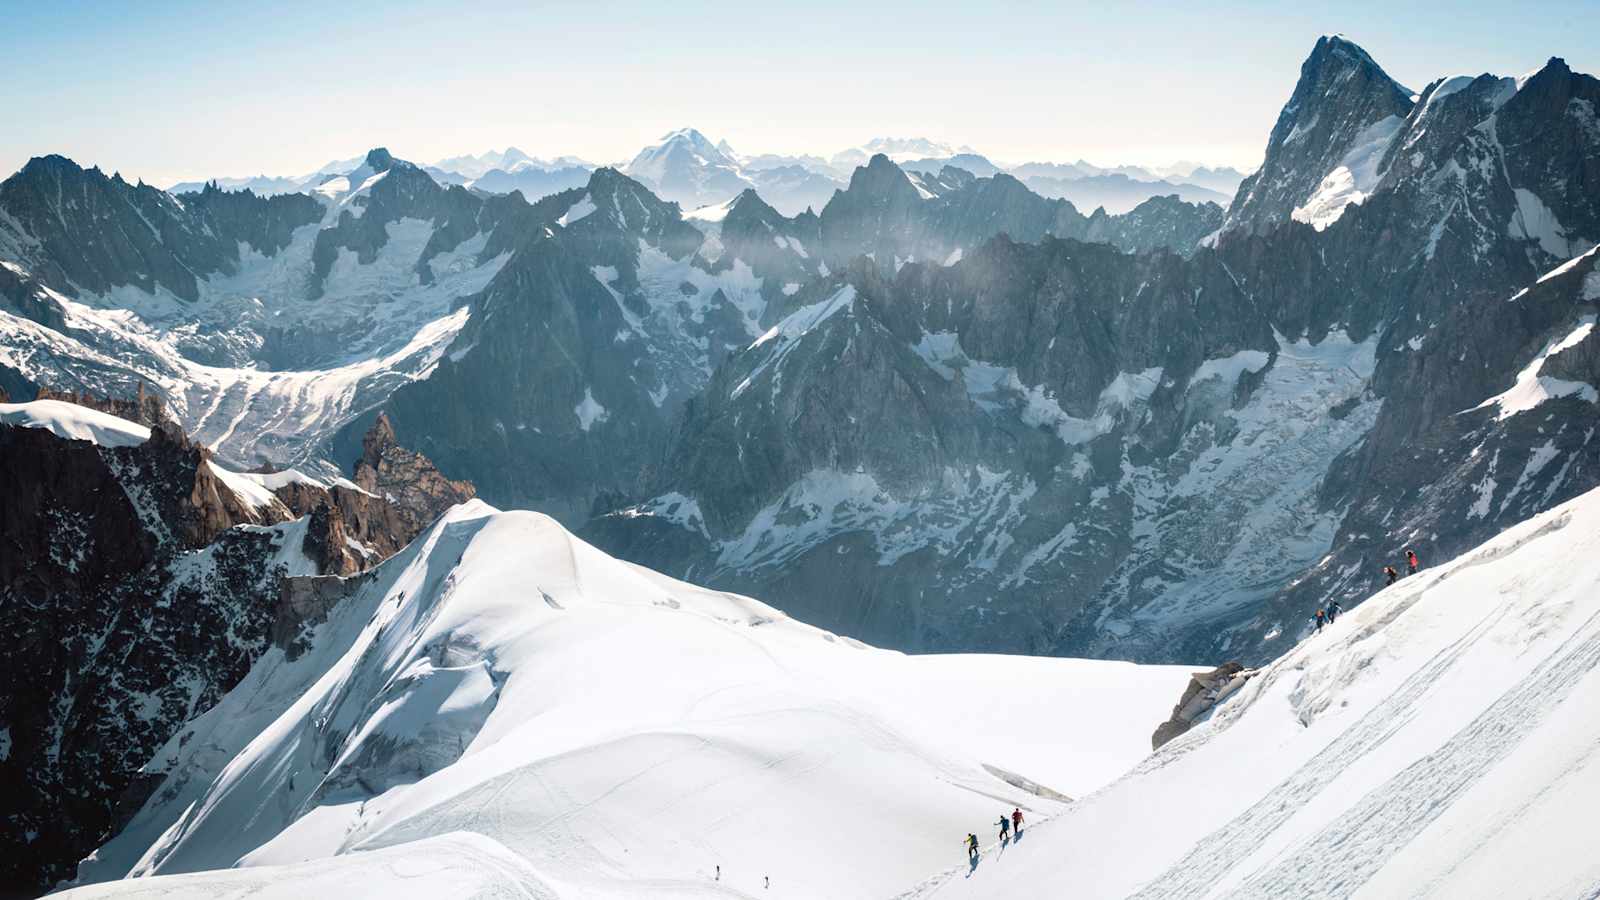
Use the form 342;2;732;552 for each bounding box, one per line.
3;0;1595;186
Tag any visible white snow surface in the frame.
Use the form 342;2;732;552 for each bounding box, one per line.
684;196;737;223
557;193;596;226
67;502;1191;900
0;399;151;447
1290;115;1404;231
907;484;1600;898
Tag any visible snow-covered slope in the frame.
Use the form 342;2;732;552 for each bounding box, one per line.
66;502;1192;899
906;484;1600;899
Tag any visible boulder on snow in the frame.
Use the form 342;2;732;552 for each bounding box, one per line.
1152;661;1254;749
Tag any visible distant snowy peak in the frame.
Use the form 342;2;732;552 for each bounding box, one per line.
831;137;975;169
620;127;755;209
428;147;590;180
1223;34;1415;234
627;127;739;175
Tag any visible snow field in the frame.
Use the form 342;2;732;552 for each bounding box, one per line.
911;484;1600;899
66;502;1193;899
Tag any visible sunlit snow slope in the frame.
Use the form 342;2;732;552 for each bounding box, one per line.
908;484;1600;899
65;503;1191;900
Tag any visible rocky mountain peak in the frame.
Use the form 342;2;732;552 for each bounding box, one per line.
353;411;476;534
364;147;397;171
851;153;916;192
1221;35;1413;235
1306;34;1395;82
361;409;399;462
16;153;87;182
0;392;482;891
723;187;781;224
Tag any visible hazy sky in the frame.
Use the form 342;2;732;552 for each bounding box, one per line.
3;0;1595;186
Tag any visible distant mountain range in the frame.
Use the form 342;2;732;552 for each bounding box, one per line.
156;134;1248;218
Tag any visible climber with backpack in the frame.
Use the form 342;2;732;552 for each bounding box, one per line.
1384;565;1399;586
1406;548;1421;574
1313;609;1327;633
1327;599;1343;624
966;832;980;860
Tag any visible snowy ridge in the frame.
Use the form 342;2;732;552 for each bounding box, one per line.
0;399;302;521
0;399;151;447
68;502;1191;899
906;484;1600;899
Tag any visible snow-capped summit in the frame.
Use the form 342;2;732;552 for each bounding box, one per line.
622;127;756;209
830;136;977;171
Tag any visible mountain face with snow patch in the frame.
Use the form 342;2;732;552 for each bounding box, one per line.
357;161;1217;521
1222;34;1415;234
0;396;471;895
588;41;1599;664
0;148;554;473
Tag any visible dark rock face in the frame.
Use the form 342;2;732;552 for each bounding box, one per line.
0;417;289;894
369;161;1224;523
0;395;475;896
1083;195;1225;255
377;228;666;522
589;238;1296;654
1252;247;1600;643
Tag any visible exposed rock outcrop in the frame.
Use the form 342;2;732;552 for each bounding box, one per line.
352;411;477;536
1152;662;1255;749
